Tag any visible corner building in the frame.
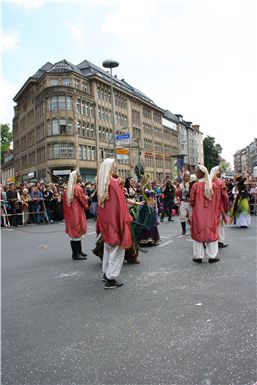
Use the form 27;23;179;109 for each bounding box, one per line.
13;59;178;183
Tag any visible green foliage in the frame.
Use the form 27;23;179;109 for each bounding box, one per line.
220;159;230;173
1;124;13;164
203;136;223;172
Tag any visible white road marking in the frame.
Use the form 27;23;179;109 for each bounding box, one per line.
158;240;173;248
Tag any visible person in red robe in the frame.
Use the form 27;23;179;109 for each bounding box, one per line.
96;158;132;289
62;170;88;260
210;166;229;248
190;165;220;263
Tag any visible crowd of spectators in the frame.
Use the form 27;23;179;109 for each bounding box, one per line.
0;180;98;227
1;173;257;228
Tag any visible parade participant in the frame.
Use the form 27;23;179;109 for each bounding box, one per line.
176;171;191;235
210;166;229;248
89;182;98;219
229;176;251;228
124;176;145;264
160;179;175;222
96;158;132;289
135;174;160;246
62;170;88;260
190;165;220;263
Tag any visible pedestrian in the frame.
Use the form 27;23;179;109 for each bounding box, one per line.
96;158;132;289
20;188;32;225
210;166;229;248
176;171;191;235
62;170;88;260
190;165;220;263
160;179;175;222
6;184;20;227
229;175;251;228
30;186;43;224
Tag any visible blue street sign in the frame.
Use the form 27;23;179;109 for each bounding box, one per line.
115;134;130;141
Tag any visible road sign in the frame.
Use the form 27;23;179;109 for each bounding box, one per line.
115;133;130;147
116;148;129;160
116;148;129;155
117;154;129;160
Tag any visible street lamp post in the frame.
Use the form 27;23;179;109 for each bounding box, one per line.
102;59;119;160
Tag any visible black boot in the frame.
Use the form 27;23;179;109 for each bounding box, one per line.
70;241;87;260
78;240;87;258
181;222;186;235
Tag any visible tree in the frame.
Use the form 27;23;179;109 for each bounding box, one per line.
220;159;230;174
203;136;222;172
0;123;13;164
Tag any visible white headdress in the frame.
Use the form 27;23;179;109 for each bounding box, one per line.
196;164;213;200
210;166;220;180
97;158;116;208
66;170;79;206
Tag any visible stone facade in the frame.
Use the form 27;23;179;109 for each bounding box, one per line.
12;59;203;183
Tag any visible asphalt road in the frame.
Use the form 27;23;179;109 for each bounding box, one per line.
1;216;256;385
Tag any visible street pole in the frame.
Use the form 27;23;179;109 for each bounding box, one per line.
110;67;116;160
102;60;119;161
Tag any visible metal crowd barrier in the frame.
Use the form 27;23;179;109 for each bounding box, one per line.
0;199;60;227
250;194;257;215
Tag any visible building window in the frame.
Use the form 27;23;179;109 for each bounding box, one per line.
91;146;95;160
63;79;70;86
68;144;74;158
50;96;58;111
58;96;65;110
87;146;91;160
77;98;81;113
48;119;73;135
53;144;59;158
83;145;87;159
67;96;72;110
78;145;82;160
48;143;74;159
48;96;72;111
52;119;59;135
90;102;93;117
82;82;88;93
74;79;80;89
50;79;58;86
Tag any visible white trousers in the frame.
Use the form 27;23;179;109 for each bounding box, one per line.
179;201;191;222
218;216;225;243
102;243;125;280
193;240;218;259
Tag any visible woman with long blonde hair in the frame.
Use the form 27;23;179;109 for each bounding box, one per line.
62;170;88;260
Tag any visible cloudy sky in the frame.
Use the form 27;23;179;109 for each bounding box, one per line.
1;0;256;165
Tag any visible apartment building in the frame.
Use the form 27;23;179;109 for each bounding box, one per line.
13;58;203;183
233;138;257;174
13;59;173;183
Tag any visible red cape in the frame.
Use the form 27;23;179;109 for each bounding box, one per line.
96;178;132;249
190;181;219;242
62;184;88;238
212;178;229;224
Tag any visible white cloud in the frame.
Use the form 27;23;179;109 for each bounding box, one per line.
102;0;158;38
0;80;16;125
65;22;86;48
1;30;19;51
7;0;44;10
